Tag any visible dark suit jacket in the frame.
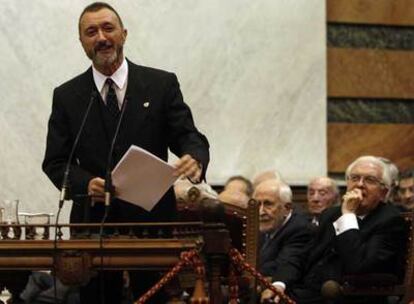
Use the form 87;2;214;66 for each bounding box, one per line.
302;203;407;288
42;60;209;223
259;211;313;286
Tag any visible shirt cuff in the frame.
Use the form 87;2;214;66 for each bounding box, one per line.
272;281;286;291
333;213;359;235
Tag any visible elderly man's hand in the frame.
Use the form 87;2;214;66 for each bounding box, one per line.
342;188;363;214
173;154;202;183
260;285;285;303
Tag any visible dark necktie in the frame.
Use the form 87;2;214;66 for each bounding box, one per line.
261;233;271;250
105;78;120;118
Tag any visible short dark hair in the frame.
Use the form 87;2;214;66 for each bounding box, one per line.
79;2;124;34
224;175;254;197
400;169;414;181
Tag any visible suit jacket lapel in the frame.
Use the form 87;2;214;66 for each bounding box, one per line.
119;61;150;147
261;213;295;253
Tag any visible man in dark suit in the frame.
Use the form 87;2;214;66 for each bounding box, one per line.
262;156;407;304
254;180;312;300
42;2;209;303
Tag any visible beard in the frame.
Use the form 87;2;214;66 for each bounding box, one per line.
88;40;123;70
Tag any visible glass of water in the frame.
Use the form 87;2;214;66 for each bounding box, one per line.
1;199;20;239
23;213;51;240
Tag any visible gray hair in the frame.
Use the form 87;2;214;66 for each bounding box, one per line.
278;182;293;204
378;157;399;184
308;177;340;205
345;156;392;188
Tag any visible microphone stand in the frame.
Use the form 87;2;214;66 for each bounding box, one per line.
104;95;128;208
53;90;97;303
99;95;129;304
59;91;98;208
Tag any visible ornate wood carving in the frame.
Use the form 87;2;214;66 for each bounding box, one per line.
55;250;93;285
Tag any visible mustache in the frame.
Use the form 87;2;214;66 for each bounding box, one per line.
94;41;113;52
260;215;271;221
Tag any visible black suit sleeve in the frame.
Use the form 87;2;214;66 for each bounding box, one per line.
261;223;312;286
163;73;209;179
42;88;94;196
334;213;406;274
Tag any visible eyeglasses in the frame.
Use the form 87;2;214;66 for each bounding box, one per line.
347;174;385;187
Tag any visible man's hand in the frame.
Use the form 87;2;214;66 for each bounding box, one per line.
88;177;105;203
260;286;285;303
342;188;363;214
173;154;202;183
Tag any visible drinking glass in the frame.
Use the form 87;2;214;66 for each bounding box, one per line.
1;200;20;239
23;213;51;240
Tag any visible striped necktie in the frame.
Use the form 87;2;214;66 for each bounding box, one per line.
105;78;120;118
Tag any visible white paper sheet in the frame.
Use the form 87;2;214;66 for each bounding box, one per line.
111;145;178;211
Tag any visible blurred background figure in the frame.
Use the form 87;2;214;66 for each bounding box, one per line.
396;169;414;211
218;189;250;208
218;175;253;208
223;175;253;198
378;157;400;204
252;169;283;189
306;177;339;226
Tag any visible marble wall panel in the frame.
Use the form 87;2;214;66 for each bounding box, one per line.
0;1;326;221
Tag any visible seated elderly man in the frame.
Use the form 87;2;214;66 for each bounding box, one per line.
254;179;312;295
262;156;407;304
396;169;414;211
378;157;400;203
306;177;339;226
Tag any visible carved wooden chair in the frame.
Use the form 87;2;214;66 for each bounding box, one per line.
322;211;414;304
177;191;260;303
177;193;259;269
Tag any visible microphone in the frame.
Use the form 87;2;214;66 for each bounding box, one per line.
104;95;129;206
98;95;129;304
59;90;98;208
54;90;97;304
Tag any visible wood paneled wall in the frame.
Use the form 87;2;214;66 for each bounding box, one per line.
327;0;414;173
328;0;414;26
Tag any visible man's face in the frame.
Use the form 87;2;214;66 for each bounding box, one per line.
254;184;288;233
79;8;127;74
346;161;388;215
307;178;336;215
398;177;414;210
